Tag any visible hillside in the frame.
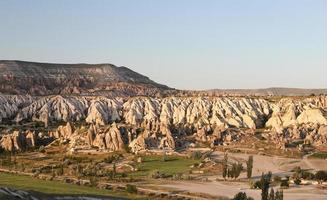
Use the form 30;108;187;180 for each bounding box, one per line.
0;60;172;96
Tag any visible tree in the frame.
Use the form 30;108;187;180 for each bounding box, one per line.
268;188;275;200
113;163;117;178
275;190;283;200
232;162;243;179
246;156;253;179
260;172;272;200
232;192;254;200
315;170;327;183
222;153;228;180
227;168;231;178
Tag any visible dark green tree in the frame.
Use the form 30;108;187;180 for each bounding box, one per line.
222;153;228;180
275;190;283;200
315;170;327;183
246;156;253;179
268;188;275;200
232;192;254;200
113;163;117;178
260;172;272;200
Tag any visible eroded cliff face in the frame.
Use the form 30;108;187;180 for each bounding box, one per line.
0;60;171;96
1;95;327;152
1;95;272;129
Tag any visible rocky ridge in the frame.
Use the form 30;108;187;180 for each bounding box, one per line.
1;95;327;152
0;60;171;96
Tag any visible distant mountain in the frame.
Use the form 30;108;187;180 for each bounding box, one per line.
207;87;327;96
0;60;172;96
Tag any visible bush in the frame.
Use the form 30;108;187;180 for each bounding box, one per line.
301;171;315;180
280;179;289;188
191;151;202;160
252;180;262;189
232;192;254;200
89;177;99;187
162;154;168;162
315;170;327;182
273;176;282;183
104;154;121;164
294;178;301;185
126;184;137;194
38;145;45;153
150;170;171;179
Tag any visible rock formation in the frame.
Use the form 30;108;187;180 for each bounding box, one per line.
0;60;171;96
1;94;327;152
0;130;38;151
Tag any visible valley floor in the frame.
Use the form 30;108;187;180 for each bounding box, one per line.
159;150;327;200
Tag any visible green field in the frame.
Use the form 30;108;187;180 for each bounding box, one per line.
309;152;327;159
0;172;140;199
130;155;199;177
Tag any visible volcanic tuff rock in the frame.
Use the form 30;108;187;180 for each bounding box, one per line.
0;95;33;123
2;95;327;130
0;60;171;96
85;97;122;125
1;95;327;152
0;130;38;151
266;97;327;133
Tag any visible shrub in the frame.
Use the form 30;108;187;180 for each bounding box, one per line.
126;184;137;194
89;177;99;187
294;178;301;185
162;154;168;162
301;171;315;180
273;176;282;183
315;170;327;182
232;192;254;200
104;154;121;164
150;170;170;179
121;172;128;178
191;151;202;160
252;180;262;189
280;179;289;188
38;145;45;153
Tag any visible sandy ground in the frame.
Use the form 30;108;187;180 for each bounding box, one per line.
160;151;327;200
162;181;327;200
211;151;327;178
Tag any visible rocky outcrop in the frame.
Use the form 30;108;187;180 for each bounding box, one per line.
15;96;89;125
269;123;327;148
297;109;327;125
123;97;271;130
50;122;75;139
266;98;327;132
0;130;38;151
0;95;33;123
1;94;327;152
85;97;122;125
90;123;125;151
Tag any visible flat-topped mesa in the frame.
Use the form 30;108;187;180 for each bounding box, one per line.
0;60;171;96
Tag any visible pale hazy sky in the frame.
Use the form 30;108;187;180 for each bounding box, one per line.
0;0;326;90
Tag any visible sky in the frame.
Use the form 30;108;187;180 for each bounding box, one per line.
0;0;326;90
